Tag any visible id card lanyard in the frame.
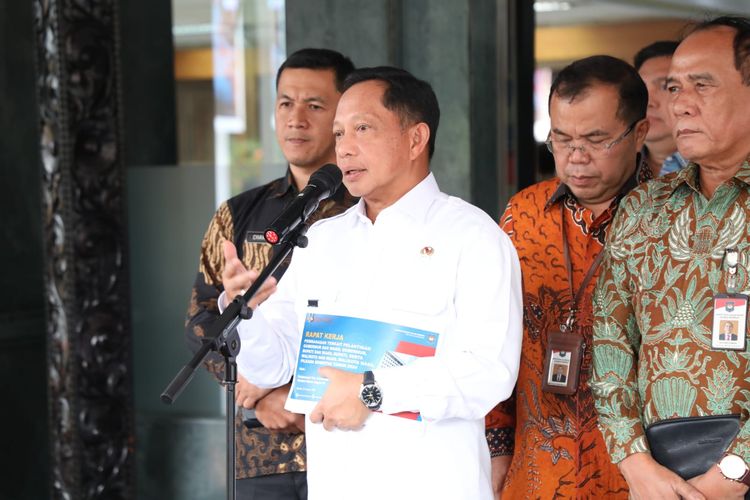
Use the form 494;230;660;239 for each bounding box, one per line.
541;204;603;395
710;248;748;351
725;248;740;293
560;204;605;333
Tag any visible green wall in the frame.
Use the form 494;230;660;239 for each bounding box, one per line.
0;0;49;498
128;165;226;499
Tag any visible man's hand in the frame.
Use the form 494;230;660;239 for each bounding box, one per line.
619;452;705;500
255;383;305;433
491;455;512;499
309;367;370;431
221;240;277;309
688;462;749;500
235;375;271;409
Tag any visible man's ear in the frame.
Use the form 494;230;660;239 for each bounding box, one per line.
409;122;431;160
633;117;650;150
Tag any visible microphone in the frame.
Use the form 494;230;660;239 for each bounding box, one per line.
264;164;342;244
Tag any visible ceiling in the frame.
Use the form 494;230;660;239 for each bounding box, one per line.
535;0;749;26
171;0;750;46
537;1;688;27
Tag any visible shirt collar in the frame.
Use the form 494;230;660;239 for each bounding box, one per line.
642;145;689;175
545;181;570;209
732;160;750;187
666;162;699;196
269;168;296;199
667;159;750;196
353;173;440;224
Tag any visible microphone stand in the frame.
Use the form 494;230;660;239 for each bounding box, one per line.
161;222;310;500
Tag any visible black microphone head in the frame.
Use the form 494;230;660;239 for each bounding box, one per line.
309;163;343;192
263;164;343;245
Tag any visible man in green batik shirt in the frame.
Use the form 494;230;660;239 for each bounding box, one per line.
592;16;750;500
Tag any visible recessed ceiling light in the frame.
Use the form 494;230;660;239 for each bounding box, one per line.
534;1;573;13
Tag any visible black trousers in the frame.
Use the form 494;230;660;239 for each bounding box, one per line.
236;471;307;500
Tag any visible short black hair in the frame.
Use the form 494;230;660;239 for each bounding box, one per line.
549;55;647;126
634;41;679;70
275;48;355;92
342;66;440;160
685;15;750;86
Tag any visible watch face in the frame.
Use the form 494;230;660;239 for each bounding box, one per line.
720;454;747;479
360;385;382;408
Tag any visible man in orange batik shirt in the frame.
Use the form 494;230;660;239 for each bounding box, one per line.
485;55;652;499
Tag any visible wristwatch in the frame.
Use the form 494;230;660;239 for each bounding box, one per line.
718;453;750;486
358;370;382;411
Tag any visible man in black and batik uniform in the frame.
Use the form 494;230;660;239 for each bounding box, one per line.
186;48;355;500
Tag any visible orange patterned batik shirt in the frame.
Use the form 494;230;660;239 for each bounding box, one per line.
485;173;646;499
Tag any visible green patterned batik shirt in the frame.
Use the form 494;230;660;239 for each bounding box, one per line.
592;160;750;465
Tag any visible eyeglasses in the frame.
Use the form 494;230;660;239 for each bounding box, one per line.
545;121;638;157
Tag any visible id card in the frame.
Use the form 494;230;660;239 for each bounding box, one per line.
542;331;584;395
711;294;748;351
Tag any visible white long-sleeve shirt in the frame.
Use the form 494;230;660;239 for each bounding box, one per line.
235;173;523;500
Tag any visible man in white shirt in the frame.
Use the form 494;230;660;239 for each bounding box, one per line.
220;66;523;500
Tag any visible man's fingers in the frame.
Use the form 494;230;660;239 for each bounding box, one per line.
227;261;249;281
310;402;338;431
220;241;274;307
293;414;306;433
318;366;339;380
322;416;337;432
248;277;277;309
221;240;250;301
222;240;251;281
241;397;255;409
236;392;257;408
674;481;705;500
310;404;324;424
223;239;238;262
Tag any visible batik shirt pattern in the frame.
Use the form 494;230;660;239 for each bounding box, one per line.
592;161;750;465
186;171;355;479
484;176;652;498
